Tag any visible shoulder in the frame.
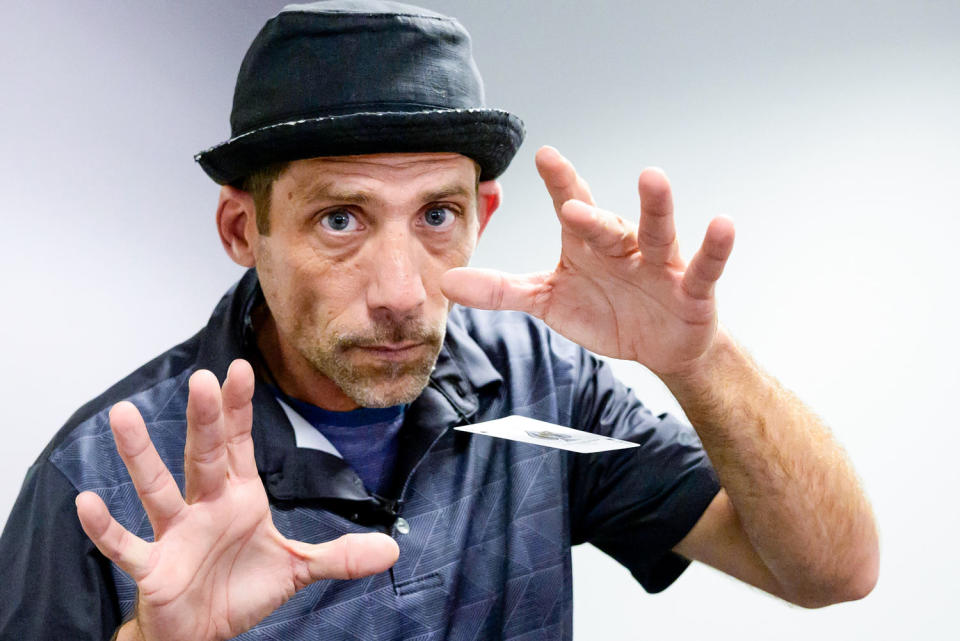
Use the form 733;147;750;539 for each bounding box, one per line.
39;332;202;493
0;333;203;634
35;271;260;489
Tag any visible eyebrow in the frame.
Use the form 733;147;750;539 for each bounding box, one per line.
419;183;475;203
301;180;370;205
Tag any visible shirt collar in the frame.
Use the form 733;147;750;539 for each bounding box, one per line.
192;268;504;509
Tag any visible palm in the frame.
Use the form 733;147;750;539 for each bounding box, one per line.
443;146;733;376
76;361;398;641
536;220;718;372
134;480;289;639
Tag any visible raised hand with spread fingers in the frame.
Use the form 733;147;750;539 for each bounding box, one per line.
75;360;399;641
441;145;735;377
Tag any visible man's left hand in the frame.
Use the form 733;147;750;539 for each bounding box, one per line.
442;146;735;376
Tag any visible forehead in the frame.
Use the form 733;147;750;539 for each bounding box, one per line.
280;152;479;194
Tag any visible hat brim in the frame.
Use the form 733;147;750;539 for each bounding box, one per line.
194;108;525;185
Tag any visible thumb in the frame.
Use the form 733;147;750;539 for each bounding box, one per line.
295;532;399;581
441;267;549;314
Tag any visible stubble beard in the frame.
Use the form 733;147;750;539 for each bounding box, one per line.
303;316;447;408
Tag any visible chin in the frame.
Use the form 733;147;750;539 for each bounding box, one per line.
346;376;431;408
331;357;436;408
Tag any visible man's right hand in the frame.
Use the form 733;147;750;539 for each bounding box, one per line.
75;359;399;641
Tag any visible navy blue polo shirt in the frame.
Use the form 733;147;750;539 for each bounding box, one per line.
0;269;720;640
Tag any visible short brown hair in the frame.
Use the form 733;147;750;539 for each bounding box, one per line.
240;161;289;234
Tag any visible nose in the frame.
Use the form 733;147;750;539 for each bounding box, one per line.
365;229;427;321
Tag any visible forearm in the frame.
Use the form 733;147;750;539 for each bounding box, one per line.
660;328;879;606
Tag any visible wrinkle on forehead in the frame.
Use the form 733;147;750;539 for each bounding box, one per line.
283;152;480;206
291;152;477;177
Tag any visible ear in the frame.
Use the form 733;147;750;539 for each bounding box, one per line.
476;180;502;238
216;185;258;267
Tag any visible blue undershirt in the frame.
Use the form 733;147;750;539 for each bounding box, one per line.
280;394;405;496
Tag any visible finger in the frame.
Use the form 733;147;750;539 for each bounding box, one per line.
682;216;735;300
637;167;679;265
184;369;228;503
535;146;596;215
558;199;637;258
76;491;152;581
109;401;185;532
222;359;257;480
293;532;399;582
441;267;550;315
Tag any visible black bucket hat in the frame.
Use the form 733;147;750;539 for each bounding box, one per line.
194;0;525;185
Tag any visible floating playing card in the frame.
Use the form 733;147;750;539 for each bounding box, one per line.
455;415;640;453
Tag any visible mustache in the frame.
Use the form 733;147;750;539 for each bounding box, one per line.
333;319;444;349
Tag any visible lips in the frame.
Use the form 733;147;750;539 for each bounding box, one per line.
352;342;425;361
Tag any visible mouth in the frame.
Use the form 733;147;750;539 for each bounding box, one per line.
350;342;426;361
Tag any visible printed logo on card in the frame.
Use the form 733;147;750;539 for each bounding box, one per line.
455;415;640;453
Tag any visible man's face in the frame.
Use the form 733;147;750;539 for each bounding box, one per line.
252;153;487;409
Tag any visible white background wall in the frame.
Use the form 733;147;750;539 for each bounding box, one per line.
2;1;957;638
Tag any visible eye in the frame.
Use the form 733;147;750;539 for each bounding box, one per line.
422;206;456;230
319;209;360;232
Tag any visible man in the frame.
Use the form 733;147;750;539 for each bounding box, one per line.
0;1;878;639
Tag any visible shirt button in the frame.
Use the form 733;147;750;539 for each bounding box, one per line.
394;517;410;535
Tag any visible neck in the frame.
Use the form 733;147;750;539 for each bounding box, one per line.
253;307;359;412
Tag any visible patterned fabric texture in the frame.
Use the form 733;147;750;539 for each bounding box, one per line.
0;269;719;640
